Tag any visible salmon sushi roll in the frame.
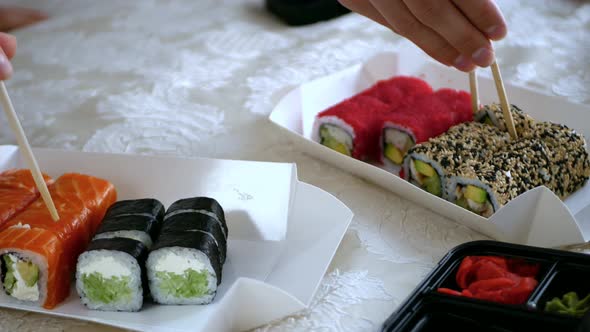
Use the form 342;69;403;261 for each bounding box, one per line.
0;169;53;226
0;173;117;309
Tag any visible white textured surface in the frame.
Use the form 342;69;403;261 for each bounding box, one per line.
0;0;588;331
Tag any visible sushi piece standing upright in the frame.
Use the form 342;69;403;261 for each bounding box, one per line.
403;122;511;198
76;238;148;312
0;173;117;309
0;169;53;226
147;197;227;305
93;199;165;249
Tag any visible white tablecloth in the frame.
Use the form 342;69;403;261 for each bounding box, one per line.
0;0;588;331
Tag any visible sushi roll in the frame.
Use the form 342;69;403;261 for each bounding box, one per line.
93;199;165;249
147;197;227;305
380;89;472;171
524;121;590;198
448;139;553;217
476;103;535;136
165;197;227;240
359;76;433;108
103;198;165;222
0;169;53;227
76;238;148;311
93;215;160;249
0;173;116;309
403;122;511;198
312;95;392;161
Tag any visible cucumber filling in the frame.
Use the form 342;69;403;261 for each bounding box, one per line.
2;254;40;301
319;125;352;156
455;185;494;217
480;114;494;126
81;273;133;304
410;159;442;197
383;129;415;165
156;269;210;299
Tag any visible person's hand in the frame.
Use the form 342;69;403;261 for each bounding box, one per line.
0;6;48;32
338;0;507;72
0;32;16;80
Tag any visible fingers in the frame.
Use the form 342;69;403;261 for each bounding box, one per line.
452;0;507;40
403;0;494;68
0;6;48;32
0;33;16;59
0;32;15;80
369;0;474;71
337;0;390;28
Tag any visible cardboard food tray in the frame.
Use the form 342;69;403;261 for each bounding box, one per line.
0;145;353;332
269;49;590;248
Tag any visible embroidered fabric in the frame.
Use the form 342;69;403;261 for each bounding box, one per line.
0;0;587;330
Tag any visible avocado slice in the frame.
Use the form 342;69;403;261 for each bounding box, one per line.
456;197;468;209
322;137;350;156
464;185;488;204
2;255;16;294
423;172;442;196
481;115;494;125
384;144;403;164
16;260;39;287
414;160;435;177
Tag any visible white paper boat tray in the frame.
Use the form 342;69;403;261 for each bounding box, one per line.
269;49;590;248
0;145;353;332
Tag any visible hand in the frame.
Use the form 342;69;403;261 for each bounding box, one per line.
0;32;16;80
338;0;507;72
0;6;48;32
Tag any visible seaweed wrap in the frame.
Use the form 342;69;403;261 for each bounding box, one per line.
146;197;228;305
93;199;165;249
403;122;511;198
75;238;148;312
476;103;535;136
103;198;165;221
165;197;227;240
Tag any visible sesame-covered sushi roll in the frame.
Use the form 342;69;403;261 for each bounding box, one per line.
476;103;535;136
448;139;554;217
403;122;510;198
524;121;590;198
93;199;165;249
76;238;148;312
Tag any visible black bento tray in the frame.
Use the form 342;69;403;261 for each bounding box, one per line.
382;240;590;332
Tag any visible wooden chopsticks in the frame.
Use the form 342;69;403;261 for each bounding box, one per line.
0;82;60;221
469;60;518;140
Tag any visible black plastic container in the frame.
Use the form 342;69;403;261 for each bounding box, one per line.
265;0;350;26
382;240;590;332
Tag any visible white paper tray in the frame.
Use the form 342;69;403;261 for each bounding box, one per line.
0;145;353;332
269;49;590;248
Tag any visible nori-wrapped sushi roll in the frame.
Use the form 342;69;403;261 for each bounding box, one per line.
165;197;227;239
403;122;511;199
146;197;228;305
147;231;223;305
160;213;226;264
93;215;161;249
103;198;165;221
75;238;148;312
94;199;165;249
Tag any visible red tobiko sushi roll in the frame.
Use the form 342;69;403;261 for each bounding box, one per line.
433;88;473;123
313;95;392;161
360;76;433;109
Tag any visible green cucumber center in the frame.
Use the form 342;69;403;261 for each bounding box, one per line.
82;273;132;304
156;269;210;299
